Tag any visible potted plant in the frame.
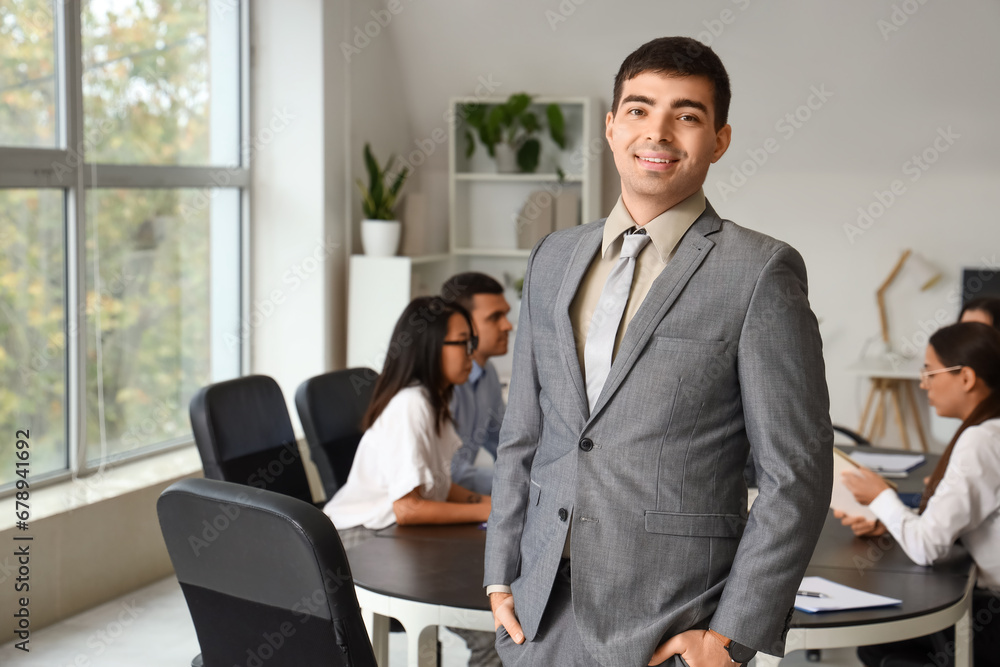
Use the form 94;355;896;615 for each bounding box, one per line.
461;93;566;174
356;142;409;256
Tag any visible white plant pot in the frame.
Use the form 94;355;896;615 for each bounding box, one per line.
494;143;519;173
361;219;401;257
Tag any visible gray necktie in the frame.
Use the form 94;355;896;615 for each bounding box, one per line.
584;228;650;412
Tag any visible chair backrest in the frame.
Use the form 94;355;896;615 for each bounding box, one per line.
832;424;872;446
295;368;376;499
157;478;376;667
189;375;313;504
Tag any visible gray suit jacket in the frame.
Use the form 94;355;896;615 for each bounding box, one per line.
484;203;833;666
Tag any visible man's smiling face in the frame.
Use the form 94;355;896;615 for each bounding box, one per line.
605;71;731;218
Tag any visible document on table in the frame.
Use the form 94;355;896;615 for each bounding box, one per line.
849;451;925;474
830;448;877;521
794;576;902;613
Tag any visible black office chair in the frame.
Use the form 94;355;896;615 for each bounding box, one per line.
833;424;871;446
157;478;377;667
189;375;316;505
295;368;376;500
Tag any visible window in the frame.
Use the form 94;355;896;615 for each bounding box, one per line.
0;190;66;485
0;1;59;147
0;0;247;491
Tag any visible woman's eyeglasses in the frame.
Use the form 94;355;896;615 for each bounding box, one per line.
919;365;962;383
443;335;478;357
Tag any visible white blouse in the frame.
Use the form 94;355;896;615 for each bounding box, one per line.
324;386;461;530
870;418;1000;591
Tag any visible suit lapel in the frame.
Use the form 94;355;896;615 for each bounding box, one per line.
587;205;722;423
554;222;604;423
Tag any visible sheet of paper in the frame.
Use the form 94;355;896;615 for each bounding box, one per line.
830;449;877;521
795;576;902;613
849;451;925;473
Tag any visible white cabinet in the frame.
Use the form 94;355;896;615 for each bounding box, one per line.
346;255;456;370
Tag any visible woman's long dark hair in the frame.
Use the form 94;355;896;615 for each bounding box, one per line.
362;296;473;435
919;322;1000;513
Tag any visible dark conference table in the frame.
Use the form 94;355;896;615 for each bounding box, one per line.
347;448;976;667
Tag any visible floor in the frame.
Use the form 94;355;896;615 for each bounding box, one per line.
0;576;863;666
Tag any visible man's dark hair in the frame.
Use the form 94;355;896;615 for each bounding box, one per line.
441;272;504;312
960;296;1000;331
611;36;731;131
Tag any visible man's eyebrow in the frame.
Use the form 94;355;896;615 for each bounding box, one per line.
620;94;709;115
671;98;709;114
620;94;656;107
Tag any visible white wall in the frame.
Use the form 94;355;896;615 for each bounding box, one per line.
250;0;352;426
375;0;1000;448
250;0;414;416
251;0;1000;448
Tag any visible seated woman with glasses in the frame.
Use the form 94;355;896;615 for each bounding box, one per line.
324;295;491;548
837;321;1000;666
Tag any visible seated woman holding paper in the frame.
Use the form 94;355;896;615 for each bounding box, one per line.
838;321;1000;666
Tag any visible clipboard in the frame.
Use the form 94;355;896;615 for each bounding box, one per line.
830;448;897;521
834;448;898;490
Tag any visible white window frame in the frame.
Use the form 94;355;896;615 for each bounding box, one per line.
0;0;251;493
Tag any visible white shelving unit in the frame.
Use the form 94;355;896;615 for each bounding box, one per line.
347;96;602;375
449;96;602;259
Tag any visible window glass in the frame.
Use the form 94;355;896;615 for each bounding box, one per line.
0;189;66;485
82;0;240;165
0;1;59;148
84;188;240;461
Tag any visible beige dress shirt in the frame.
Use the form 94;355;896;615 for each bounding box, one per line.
569;190;707;376
487;189;707;595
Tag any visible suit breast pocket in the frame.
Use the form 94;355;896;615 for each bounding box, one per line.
652;336;729;357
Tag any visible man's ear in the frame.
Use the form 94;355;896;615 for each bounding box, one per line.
712;124;732;163
605;110;615;148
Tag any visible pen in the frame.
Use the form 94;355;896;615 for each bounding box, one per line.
797;590;829;598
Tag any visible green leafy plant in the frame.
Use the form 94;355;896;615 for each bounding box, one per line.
461;93;567;173
356;142;409;220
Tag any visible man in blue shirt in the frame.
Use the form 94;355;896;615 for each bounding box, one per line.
442;272;512;495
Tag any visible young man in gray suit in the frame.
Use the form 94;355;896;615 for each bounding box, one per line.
485;37;833;667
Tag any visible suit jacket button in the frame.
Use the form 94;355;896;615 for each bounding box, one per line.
558;508;568;521
579;438;593;452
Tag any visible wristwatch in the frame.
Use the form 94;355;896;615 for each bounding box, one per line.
708;629;757;665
